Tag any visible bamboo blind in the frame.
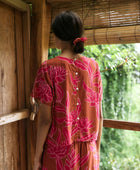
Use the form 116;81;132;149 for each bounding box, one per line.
49;0;140;47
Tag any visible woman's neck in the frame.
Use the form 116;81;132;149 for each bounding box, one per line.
60;49;81;59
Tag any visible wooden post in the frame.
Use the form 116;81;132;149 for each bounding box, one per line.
31;0;52;85
0;3;19;169
15;10;27;170
29;1;52;169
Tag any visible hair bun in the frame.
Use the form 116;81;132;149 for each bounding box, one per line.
73;41;84;54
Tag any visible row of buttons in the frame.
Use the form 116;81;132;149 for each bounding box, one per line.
74;59;80;121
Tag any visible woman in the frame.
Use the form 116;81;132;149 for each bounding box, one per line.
32;11;103;170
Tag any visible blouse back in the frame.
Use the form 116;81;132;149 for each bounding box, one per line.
31;56;102;147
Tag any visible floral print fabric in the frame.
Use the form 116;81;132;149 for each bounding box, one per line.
42;141;99;170
31;56;103;170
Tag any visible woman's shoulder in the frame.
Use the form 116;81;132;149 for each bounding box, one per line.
82;56;99;66
90;57;99;66
40;56;61;67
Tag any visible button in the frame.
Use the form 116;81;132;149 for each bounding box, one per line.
77;117;80;120
75;72;78;75
76;103;79;105
76;87;79;90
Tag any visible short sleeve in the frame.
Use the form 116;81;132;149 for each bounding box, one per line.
91;58;103;102
97;64;103;101
31;63;53;105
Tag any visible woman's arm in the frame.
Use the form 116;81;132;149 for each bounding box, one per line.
33;103;52;170
96;101;103;153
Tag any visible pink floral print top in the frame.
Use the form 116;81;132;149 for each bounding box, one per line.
31;56;103;147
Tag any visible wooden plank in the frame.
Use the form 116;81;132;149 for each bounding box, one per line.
47;0;72;3
22;6;32;170
0;3;4;165
0;0;28;11
3;8;19;170
0;109;29;126
0;2;20;169
0;38;4;168
29;1;52;169
41;2;52;62
22;8;31;168
22;4;33;170
0;85;4;167
22;5;30;107
103;119;140;131
29;0;120;3
15;9;27;170
15;11;25;109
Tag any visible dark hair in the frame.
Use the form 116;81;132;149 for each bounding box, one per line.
51;11;84;54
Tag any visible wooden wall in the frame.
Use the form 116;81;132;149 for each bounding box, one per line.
0;2;27;170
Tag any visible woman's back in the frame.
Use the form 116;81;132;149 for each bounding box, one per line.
32;56;102;147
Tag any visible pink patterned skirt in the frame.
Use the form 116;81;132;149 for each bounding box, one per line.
41;141;99;170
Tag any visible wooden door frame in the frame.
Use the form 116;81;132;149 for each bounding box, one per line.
0;0;31;169
0;0;30;120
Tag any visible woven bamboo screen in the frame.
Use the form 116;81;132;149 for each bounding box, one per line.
49;0;140;48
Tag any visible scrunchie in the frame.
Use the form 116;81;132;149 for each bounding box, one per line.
73;37;87;45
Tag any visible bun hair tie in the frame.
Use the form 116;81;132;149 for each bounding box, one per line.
73;37;87;45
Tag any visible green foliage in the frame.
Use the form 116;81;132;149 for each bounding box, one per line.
48;48;61;59
48;44;140;170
